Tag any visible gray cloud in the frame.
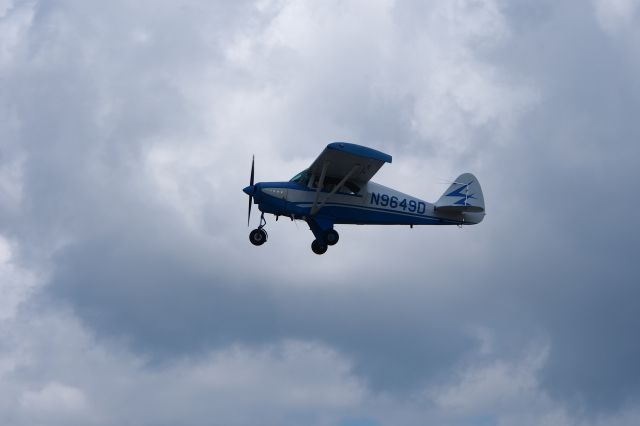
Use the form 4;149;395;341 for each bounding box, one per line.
1;0;640;424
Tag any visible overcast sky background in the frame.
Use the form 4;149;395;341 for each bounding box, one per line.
1;0;639;425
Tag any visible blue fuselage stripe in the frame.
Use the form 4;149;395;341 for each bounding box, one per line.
257;197;460;225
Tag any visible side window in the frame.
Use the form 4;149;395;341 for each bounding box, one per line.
309;177;361;195
322;179;360;195
345;182;361;195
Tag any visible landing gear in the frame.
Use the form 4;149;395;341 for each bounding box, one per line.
310;229;337;254
305;218;339;254
311;239;328;255
324;229;339;246
249;212;268;246
249;228;267;245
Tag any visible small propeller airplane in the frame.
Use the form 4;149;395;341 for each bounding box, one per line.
243;142;485;254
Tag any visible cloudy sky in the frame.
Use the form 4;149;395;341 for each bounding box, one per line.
1;0;639;425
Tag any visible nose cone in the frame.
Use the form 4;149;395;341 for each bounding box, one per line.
243;185;255;196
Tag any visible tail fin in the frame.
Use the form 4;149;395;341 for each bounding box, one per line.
435;173;485;214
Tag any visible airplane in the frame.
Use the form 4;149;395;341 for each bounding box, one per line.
243;142;485;254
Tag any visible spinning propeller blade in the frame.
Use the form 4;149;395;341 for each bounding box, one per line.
247;155;254;227
250;155;255;186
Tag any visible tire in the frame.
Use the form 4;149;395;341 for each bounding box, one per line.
249;228;267;246
311;239;328;255
325;229;339;246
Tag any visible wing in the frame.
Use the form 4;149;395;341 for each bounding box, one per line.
308;142;392;185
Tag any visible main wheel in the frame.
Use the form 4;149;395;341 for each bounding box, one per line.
311;239;328;255
324;229;339;246
249;228;267;246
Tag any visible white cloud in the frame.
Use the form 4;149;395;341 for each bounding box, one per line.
1;303;365;425
593;0;640;34
0;0;34;68
431;342;549;414
0;235;39;321
19;382;92;423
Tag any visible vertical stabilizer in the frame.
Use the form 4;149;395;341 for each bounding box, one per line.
435;173;485;214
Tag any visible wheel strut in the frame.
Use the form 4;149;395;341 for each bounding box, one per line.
249;212;268;246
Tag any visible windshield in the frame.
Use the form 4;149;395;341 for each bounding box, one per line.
289;169;310;184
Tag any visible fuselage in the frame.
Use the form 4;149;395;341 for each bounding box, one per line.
244;181;483;226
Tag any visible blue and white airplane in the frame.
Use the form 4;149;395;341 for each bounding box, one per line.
243;142;485;254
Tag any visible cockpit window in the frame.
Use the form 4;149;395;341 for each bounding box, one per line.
290;169;310;184
290;169;360;195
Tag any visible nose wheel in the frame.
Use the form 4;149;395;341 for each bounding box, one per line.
249;228;267;245
249;212;268;246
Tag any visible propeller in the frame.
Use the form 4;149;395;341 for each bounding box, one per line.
247;155;255;226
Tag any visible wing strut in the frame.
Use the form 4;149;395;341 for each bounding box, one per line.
310;161;328;214
310;164;360;215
